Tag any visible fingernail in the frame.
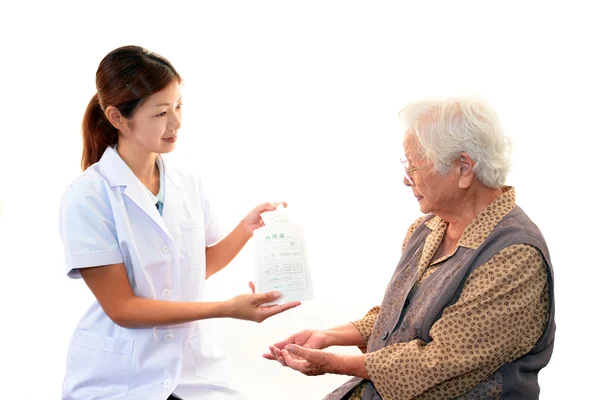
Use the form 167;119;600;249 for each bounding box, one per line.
273;291;281;298
285;345;295;354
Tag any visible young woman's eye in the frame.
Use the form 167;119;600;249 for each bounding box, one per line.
176;103;183;110
156;111;167;117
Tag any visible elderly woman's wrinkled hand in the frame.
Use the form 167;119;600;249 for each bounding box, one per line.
263;329;329;366
280;345;341;376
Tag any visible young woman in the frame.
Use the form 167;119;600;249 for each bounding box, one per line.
59;45;300;400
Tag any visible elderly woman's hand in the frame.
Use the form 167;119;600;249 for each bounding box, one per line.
264;330;329;366
280;345;369;379
281;345;341;376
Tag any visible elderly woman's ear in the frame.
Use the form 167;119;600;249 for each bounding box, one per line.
457;153;476;189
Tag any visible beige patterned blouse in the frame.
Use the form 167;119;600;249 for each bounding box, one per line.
347;187;549;399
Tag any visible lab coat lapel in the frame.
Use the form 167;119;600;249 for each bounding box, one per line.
161;158;184;234
98;147;174;242
123;184;173;242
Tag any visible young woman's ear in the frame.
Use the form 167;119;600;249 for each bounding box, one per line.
105;106;125;131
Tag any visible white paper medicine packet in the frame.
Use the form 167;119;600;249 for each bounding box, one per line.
253;205;314;305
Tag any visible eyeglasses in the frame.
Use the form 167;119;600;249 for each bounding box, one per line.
401;159;428;185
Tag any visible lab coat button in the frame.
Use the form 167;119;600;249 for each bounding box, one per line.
164;333;174;342
161;245;169;254
162;378;172;387
162;288;171;298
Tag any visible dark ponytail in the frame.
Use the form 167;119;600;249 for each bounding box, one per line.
81;93;119;171
80;46;181;170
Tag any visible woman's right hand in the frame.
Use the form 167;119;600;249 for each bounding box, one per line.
224;283;301;323
264;329;330;365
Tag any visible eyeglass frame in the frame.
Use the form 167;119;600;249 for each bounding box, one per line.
401;159;428;184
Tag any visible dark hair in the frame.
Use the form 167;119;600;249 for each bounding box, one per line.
81;45;181;170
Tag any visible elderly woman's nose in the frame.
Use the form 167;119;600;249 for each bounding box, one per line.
403;176;412;186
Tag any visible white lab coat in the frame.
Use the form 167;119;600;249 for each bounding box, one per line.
59;146;245;400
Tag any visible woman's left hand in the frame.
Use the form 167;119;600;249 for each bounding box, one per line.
242;202;287;234
280;345;369;378
280;345;341;376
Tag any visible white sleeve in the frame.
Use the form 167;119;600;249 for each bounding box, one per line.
198;179;225;246
59;185;123;279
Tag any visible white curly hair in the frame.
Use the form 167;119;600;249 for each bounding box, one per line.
399;96;512;188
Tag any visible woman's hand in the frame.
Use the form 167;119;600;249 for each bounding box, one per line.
280;346;369;379
280;346;342;376
264;329;330;365
242;201;287;234
224;282;300;323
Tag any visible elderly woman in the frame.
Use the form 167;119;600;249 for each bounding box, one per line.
265;97;555;399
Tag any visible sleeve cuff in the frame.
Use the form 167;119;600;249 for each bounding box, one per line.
67;249;123;278
351;320;373;345
205;225;225;246
351;306;381;351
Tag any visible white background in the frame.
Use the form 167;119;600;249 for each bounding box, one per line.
0;1;597;399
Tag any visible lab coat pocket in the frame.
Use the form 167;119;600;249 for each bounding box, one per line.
63;329;134;398
189;328;230;385
181;220;206;271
